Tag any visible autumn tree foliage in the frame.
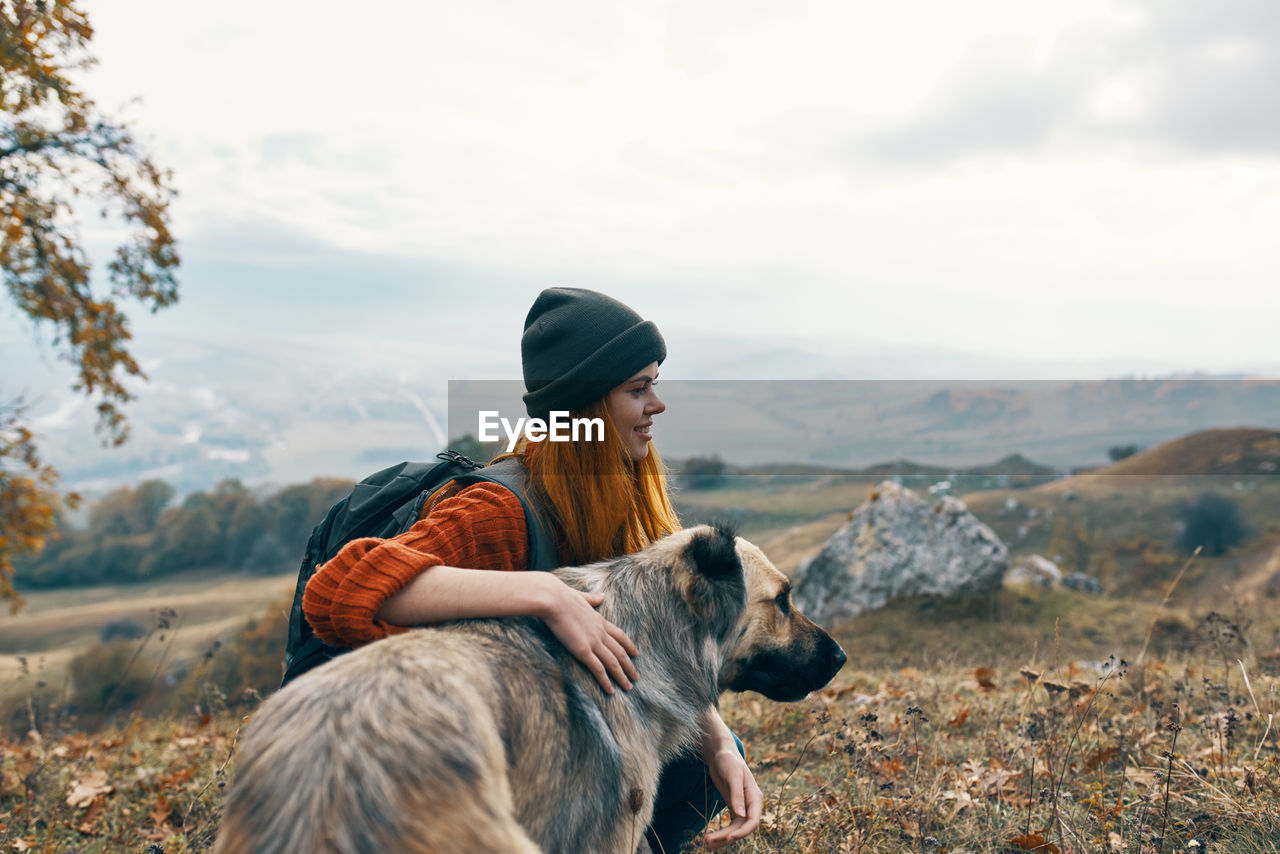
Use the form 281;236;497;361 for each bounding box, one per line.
1;0;179;607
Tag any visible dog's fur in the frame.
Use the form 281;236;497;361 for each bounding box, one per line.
215;525;846;854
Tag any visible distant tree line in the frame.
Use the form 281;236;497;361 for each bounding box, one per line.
680;455;727;490
14;477;354;589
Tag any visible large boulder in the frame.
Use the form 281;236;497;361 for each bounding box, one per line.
792;480;1008;625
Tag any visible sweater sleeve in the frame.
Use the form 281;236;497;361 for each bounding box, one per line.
302;481;530;647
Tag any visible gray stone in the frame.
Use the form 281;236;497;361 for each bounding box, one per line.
1062;572;1103;594
792;481;1008;625
1006;554;1062;588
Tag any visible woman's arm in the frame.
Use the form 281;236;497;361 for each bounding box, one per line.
377;565;639;694
303;482;638;693
697;706;763;849
303;482;533;647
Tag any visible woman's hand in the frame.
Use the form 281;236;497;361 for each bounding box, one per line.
535;575;640;694
702;748;763;849
698;707;762;850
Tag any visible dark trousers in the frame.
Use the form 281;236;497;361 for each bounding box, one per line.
644;733;745;854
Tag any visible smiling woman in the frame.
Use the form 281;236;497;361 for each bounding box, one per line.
607;363;666;462
298;287;763;852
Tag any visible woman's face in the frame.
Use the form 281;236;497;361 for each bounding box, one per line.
606;362;665;461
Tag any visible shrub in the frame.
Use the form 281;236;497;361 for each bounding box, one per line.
67;641;160;716
173;600;291;712
1173;491;1250;556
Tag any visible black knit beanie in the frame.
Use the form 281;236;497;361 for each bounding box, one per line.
521;288;666;418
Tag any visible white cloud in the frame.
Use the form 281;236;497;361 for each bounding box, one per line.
55;0;1278;371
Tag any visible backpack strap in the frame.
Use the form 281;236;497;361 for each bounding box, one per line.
457;456;561;573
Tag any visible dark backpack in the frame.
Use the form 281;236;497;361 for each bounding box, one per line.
281;451;560;686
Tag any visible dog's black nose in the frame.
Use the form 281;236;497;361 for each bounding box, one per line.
819;640;849;681
829;641;847;672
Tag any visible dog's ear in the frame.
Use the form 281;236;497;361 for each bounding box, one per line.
686;523;740;581
679;525;745;638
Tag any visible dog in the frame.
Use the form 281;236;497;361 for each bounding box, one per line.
215;524;846;854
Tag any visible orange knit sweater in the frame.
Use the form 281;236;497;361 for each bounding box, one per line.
301;482;532;647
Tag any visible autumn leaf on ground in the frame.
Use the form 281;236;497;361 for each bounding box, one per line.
975;666;998;691
1085;746;1119;771
66;770;114;808
74;798;104;835
1008;832;1060;852
149;792;178;830
939;788;974;816
1125;767;1158;787
143;793;179;839
156;765;196;788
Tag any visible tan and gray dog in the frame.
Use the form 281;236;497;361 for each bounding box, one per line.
215;524;846;854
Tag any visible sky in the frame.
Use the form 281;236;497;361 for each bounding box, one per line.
5;0;1280;421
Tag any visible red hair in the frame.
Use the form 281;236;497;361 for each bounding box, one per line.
430;398;679;564
515;396;679;563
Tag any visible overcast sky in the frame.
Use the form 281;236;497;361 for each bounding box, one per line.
7;0;1280;392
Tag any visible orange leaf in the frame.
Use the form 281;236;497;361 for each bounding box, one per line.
1008;833;1060;852
975;667;998;691
73;798;104;835
1085;746;1118;771
149;792;176;829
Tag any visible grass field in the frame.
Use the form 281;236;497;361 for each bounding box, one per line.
3;585;1277;852
0;572;295;686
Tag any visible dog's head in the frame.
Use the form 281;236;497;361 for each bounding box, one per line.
651;524;847;703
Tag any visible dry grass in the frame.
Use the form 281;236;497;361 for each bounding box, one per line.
708;655;1279;852
3;586;1277;853
0;712;238;852
1081;429;1280;480
695;591;1280;854
0;573;294;685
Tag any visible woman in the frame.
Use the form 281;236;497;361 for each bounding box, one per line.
303;287;762;853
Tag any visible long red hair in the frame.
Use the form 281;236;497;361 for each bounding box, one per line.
496;396;680;564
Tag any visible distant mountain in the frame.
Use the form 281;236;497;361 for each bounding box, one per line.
652;378;1280;471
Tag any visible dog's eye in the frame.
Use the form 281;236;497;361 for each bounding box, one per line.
774;590;790;616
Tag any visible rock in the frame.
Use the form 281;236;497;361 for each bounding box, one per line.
1006;554;1062;588
1062;572;1103;594
792;480;1009;625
